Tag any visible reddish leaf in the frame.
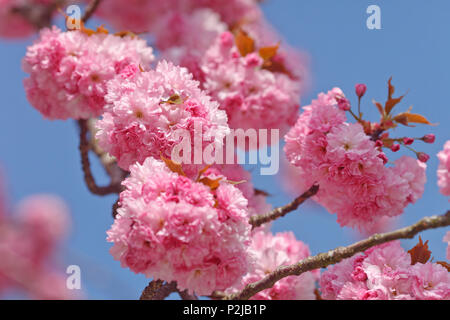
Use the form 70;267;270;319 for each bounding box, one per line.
235;29;255;57
259;44;279;61
254;188;271;197
198;177;222;191
437;261;450;272
388;77;395;100
372;100;385;116
407;236;432;265
385;95;405;115
314;288;322;300
160;153;185;177
196;164;212;182
394;112;433;126
160;94;183;105
114;30;137;38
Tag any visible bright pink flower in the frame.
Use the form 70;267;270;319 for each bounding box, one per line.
437;141;450;196
320;241;450;300
22;26;154;120
96;60;230;172
201;30;305;140
107;157;252;295
227;231;318;300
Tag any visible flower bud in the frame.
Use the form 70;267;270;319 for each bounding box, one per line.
336;96;351;111
417;152;430;163
403;137;414;145
422;134;435;144
390;144;400;152
355;83;367;98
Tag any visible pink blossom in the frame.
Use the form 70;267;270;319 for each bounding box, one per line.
320;241;450;300
154;9;226;82
22;26;154;120
201;30;305;140
96;60;230;172
284;89;427;231
107;157;252;295
355;83;367;98
92;0;261;33
437;141;450;196
227;231;318;300
444;231;450;260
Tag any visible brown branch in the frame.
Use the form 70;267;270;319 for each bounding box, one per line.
78;119;123;196
140;280;177;300
227;210;450;300
249;184;319;228
82;0;102;23
178;289;198;300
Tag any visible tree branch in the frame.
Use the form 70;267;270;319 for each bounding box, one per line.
82;0;102;23
178;289;198;300
78;119;123;196
249;184;319;228
139;280;177;300
228;210;450;300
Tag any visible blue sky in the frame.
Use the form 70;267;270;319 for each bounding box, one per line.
0;0;449;299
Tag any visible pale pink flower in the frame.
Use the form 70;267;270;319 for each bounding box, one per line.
227;231;318;300
320;241;450;300
96;60;230;172
22;26;154;120
437;141;450;196
201;30;305;140
107;157;252;295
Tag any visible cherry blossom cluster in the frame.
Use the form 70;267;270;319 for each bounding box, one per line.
107;157;253;296
437;141;450;196
284;88;427;230
227;231;318;300
95;60;229;173
22;26;154;119
319;241;450;300
0;174;73;299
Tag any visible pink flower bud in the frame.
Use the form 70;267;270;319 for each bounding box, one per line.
378;153;388;164
375;140;383;148
336;96;351;111
390;144;400;152
403;137;414;145
355;83;367;98
422;134;435;144
417;152;430;163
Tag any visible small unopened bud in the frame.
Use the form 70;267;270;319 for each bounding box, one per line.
375;140;383;148
417;152;430;163
336;96;351;111
403;137;414;145
378;153;388;164
422;134;435;144
355;83;367;98
390;144;400;152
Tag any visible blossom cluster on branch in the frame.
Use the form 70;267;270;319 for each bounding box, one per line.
0;0;448;300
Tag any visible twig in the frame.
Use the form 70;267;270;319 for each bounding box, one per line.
178;289;198;300
82;0;102;23
249;184;319;228
140;280;177;300
78;119;122;196
227;210;450;300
